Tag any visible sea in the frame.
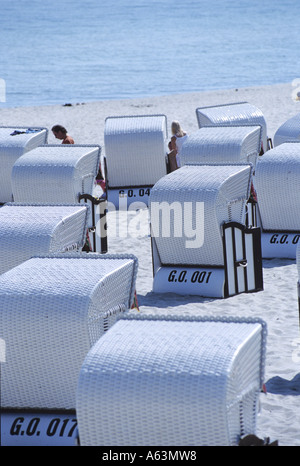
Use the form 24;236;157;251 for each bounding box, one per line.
0;0;299;108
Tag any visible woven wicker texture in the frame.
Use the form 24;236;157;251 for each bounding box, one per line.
254;142;300;230
76;314;267;446
150;164;252;266
196;102;267;152
297;243;300;279
0;253;138;410
0;203;89;275
273;112;300;147
180;126;261;167
104;115;168;187
0;126;47;203
11;144;100;203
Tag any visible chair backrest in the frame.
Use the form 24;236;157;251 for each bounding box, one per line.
11;144;100;204
76;314;267;446
0;253;138;411
273;112;300;147
0;203;89;275
254;142;300;231
104;114;168;188
150;164;252;266
196;102;267;152
0;126;48;203
180;125;261;167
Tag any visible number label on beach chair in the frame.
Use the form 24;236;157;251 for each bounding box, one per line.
261;231;300;259
108;186;152;210
1;411;78;446
153;266;225;297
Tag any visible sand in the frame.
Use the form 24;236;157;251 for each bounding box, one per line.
1;82;300;446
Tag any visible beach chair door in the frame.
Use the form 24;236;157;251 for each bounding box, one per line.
223;222;263;297
79;194;108;253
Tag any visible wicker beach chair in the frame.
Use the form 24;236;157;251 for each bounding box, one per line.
11;144;100;204
195;102;269;153
0;203;90;275
273;112;300;147
254;142;300;258
0;253;138;446
10;144;107;252
0;126;48;203
180;125;261;167
76;314;267;446
149;164;263;297
297;243;300;326
104;114;168;209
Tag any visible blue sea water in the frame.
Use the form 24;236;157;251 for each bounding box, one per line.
0;0;299;107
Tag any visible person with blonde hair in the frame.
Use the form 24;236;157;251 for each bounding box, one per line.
168;121;188;171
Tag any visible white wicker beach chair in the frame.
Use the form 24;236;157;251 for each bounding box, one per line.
104;114;168;209
180;126;261;167
297;243;300;324
254;142;300;258
0;253;138;446
11;144;100;204
0;203;89;275
195;102;268;153
0;126;48;203
273;112;300;147
149;164;262;297
76;314;267;446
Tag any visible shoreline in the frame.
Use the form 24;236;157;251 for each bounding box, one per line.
0;82;299;147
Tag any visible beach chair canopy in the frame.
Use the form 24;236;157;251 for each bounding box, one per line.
180;125;261;167
149;164;252;266
273;112;300;147
0;253;138;411
0;203;89;275
0;126;48;203
104;114;168;188
254;142;300;231
195;102;267;152
11;144;100;204
76;314;267;446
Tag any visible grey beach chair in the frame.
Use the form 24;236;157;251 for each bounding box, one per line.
0;253;138;446
273;112;300;147
10;144;107;252
254;142;300;258
195;102;270;153
0;126;48;203
0;203;90;275
76;314;267;446
149;164;263;297
104;114;169;209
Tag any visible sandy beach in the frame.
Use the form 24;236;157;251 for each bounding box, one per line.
1;82;300;446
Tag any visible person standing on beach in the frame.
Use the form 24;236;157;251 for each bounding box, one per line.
52;124;74;144
168;121;188;171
